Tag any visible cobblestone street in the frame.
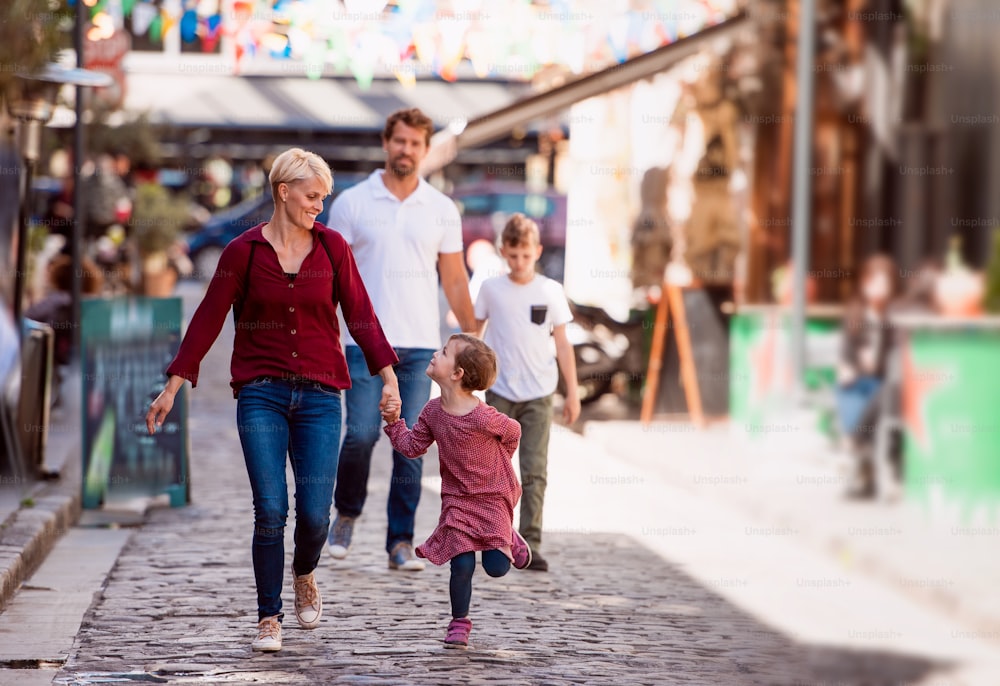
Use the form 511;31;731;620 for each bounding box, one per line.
13;285;984;685
46;333;794;683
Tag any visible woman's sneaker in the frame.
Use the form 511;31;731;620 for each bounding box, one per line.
511;529;532;570
251;616;282;652
444;617;472;649
293;571;322;629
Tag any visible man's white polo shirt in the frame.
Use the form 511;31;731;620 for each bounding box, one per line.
326;169;463;349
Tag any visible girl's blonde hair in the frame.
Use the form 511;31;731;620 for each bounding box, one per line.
269;148;333;198
449;334;498;391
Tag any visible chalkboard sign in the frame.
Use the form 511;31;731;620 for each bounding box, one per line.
80;297;190;509
643;286;732;421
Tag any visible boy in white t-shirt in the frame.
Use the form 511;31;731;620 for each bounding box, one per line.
475;214;580;572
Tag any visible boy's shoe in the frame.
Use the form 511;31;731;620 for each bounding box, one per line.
526;551;549;572
251;616;282;652
327;514;355;559
511;529;532;570
292;571;322;629
444;617;473;649
388;542;425;571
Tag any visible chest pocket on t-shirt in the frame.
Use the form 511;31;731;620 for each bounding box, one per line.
530;304;548;325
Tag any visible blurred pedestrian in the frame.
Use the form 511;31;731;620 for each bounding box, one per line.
475;213;580;571
381;333;532;649
81;153;131;242
42;174;75;255
26;254;104;367
145;148;400;652
324;107;476;571
836;254;898;499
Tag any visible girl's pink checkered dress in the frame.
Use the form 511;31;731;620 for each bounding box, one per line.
384;399;522;566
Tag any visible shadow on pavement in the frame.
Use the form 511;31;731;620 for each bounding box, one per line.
54;521;942;685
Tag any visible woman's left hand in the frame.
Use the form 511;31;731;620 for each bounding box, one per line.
377;365;401;416
380;383;400;415
381;398;401;424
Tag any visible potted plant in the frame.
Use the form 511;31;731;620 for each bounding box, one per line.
933;236;984;317
130;182;192;297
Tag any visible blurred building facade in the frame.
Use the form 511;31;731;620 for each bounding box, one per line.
745;0;998;303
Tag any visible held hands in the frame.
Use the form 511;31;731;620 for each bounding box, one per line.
379;384;401;425
378;365;402;425
381;397;401;424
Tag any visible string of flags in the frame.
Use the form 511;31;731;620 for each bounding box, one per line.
72;0;736;89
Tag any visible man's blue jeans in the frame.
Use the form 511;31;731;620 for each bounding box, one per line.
237;378;342;621
334;346;434;553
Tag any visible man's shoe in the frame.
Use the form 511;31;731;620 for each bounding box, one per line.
292;571;322;629
511;529;532;570
526;550;548;572
444;617;472;649
327;514;355;559
251;616;282;652
388;542;425;571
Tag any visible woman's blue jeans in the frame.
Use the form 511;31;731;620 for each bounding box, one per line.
836;375;882;437
237;378;342;621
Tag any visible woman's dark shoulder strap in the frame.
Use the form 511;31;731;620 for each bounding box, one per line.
233;240;257;324
316;230;339;301
316;230;335;266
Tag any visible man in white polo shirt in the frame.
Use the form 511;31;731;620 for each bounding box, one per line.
325;108;476;571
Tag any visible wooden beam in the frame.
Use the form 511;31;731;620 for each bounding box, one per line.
421;13;751;175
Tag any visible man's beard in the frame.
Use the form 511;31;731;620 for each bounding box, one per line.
389;156;416;177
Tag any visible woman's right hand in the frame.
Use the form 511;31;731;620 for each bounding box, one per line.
146;375;184;434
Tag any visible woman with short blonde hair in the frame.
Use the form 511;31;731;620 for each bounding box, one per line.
269;147;333;198
147;147;399;652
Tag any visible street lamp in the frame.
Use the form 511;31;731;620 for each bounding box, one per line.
7;64;110;325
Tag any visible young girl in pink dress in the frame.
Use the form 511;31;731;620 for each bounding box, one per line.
381;333;532;648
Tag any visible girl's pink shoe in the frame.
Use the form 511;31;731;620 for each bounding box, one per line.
511;529;532;570
444;617;472;648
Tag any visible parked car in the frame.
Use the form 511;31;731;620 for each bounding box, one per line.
451;182;567;282
186;173;366;281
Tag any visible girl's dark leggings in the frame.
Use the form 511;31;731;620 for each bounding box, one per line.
449;550;510;618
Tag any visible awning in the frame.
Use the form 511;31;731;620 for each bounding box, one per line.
122;73;530;132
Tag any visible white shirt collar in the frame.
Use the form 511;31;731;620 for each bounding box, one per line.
368;168;429;204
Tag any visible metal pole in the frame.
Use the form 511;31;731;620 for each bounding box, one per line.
13;158;33;326
790;0;817;401
72;0;86;363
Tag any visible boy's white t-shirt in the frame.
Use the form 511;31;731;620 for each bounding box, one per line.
326;170;463;349
475;274;572;403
